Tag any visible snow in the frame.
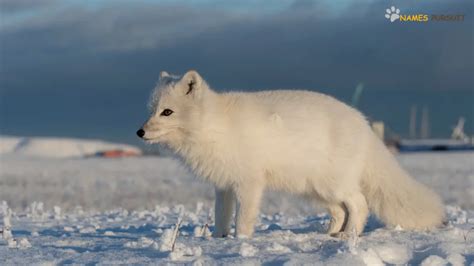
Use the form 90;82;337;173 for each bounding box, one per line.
0;136;473;264
420;255;449;266
370;243;411;264
0;136;141;158
239;242;258;257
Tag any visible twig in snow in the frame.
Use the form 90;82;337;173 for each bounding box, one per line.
200;223;209;238
200;209;214;239
413;246;434;253
463;227;474;243
170;217;182;252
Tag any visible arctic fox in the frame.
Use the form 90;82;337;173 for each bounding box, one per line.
137;70;444;238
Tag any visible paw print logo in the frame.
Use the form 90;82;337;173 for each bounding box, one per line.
385;6;400;22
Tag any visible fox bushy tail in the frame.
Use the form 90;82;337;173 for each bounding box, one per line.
362;136;444;230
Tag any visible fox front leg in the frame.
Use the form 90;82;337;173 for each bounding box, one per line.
234;183;264;238
213;187;234;238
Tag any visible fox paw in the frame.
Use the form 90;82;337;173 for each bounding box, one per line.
212;232;228;238
330;232;350;240
235;234;250;239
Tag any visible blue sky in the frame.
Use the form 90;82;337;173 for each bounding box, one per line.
0;0;472;142
1;0;471;90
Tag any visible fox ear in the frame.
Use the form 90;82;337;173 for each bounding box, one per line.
181;70;203;97
160;71;170;79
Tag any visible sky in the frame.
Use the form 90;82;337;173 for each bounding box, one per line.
0;0;473;143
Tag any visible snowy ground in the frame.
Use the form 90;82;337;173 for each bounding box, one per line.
0;137;473;265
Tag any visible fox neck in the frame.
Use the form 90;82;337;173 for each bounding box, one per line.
180;91;230;150
171;91;234;183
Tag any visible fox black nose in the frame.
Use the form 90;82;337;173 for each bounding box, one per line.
136;129;145;138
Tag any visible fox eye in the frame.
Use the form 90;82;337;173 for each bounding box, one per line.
160;109;174;116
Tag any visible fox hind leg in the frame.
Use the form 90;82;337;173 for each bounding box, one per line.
341;192;369;236
327;203;348;235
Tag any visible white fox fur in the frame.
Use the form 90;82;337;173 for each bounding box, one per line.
139;70;444;238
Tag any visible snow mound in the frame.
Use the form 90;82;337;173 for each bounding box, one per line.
0;136;141;158
372;243;411;264
421;255;448;266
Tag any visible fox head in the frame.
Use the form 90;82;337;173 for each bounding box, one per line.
137;70;211;147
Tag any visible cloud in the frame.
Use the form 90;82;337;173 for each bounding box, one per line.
0;0;59;13
1;2;242;52
0;0;472;96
